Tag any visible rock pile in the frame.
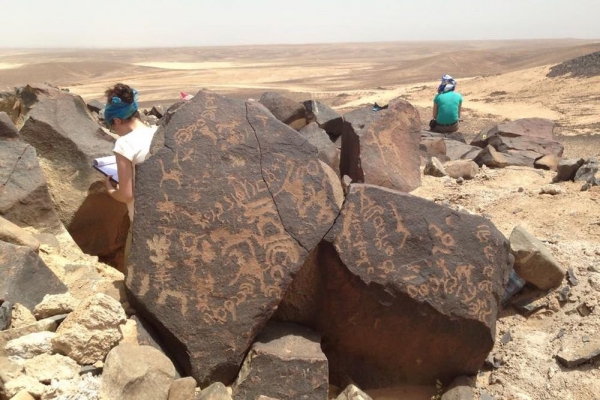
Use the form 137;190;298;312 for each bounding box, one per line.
547;50;600;78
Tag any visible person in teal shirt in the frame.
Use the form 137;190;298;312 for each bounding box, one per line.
430;74;462;133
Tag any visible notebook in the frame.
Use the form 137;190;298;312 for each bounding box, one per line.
92;155;119;183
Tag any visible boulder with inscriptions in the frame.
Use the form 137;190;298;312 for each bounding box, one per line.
0;241;67;310
127;90;342;386
16;84;129;262
340;98;421;192
277;184;512;389
259;92;307;130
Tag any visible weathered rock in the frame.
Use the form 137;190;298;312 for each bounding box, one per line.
441;376;475;400
167;377;197;400
42;373;101;400
52;293;126;364
553;158;585;182
0;318;57;358
259;92;307;130
420;137;448;162
0;129;63;233
9;390;36;400
574;157;598;183
509;226;566;289
539;185;563;195
0;241;67;310
127;91;341;385
339;98;421;192
86;99;105;114
99;344;176;400
0;216;40;251
196;382;231;400
0;301;11;331
277;184;512;388
0;111;18;138
34;293;81;319
473;146;508;168
444;140;481;161
16;84;129;261
556;337;600;368
4;375;46;399
342;106;382;134
10;304;36;329
299;122;340;175
424;157;447;177
24;353;80;383
303;100;343;138
118;319;139;345
5;331;55;359
534;155;561;171
471;118;556;147
232;322;328;400
335;384;373;400
149;105;166;119
444;160;479;180
48;261;125;303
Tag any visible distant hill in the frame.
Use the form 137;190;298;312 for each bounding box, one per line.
547;51;600;78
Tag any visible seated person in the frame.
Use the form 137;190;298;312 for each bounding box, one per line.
430;74;462;133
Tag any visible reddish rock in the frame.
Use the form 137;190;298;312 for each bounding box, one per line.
127;91;341;386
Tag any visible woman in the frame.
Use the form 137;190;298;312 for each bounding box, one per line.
430;74;462;133
103;83;157;224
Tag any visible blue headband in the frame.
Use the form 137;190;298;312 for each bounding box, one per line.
104;88;139;126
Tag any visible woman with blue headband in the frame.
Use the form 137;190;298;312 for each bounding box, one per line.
103;83;157;224
429;74;463;133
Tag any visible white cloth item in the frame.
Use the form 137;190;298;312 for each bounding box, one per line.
113;125;157;220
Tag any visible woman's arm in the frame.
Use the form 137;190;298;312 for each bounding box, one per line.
432;102;438;119
105;153;134;204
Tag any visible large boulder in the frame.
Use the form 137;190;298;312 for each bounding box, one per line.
232;322;328;400
471;118;556;146
259;92;307;130
277;184;512;388
127;90;342;385
299;122;340;175
0;241;67;310
339;99;421;192
303;100;343;138
0;115;63;233
16;85;129;260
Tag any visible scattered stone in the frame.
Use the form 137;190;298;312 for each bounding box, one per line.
513;294;548;316
4;375;46;399
80;364;103;376
473;145;508;168
480;390;496;400
444;160;479;180
100;344;176;400
577;303;593;317
0;318;58;358
556;337;600;368
424;157;447;177
24;353;80;383
196;382;231;400
0;216;40;251
0;301;11;331
567;268;579;286
167;377;197;400
574;157;598;183
52;293;127;364
558;286;570;303
501;331;513;345
441;375;474;400
34;293;81;319
456;177;465;184
5;331;55;359
553;158;585;182
232;322;328;400
10;304;36;329
259;92;307;130
539;185;563;195
555;329;566;340
335;384;372;400
583;335;591;343
0;241;67;310
484;354;502;369
509;226;566;289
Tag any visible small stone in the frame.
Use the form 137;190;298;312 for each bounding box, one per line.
556;337;600;368
567;269;580;286
5;331;55;359
424;157;447;177
555;329;566;340
24;353;80;383
11;304;36;329
558;286;570;303
501;331;512;345
34;293;81;319
583;336;591;343
167;377;197;400
577;303;593;317
456;177;464;184
539;185;563;195
336;384;373;400
518;187;525;192
0;301;12;330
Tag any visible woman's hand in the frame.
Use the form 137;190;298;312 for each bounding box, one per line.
104;176;116;194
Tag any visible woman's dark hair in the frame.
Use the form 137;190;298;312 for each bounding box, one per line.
104;83;140;120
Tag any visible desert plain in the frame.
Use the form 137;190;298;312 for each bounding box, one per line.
1;39;600;399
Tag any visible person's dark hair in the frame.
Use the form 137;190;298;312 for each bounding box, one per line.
104;83;140;120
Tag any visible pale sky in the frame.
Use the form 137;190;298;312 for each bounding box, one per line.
1;0;599;48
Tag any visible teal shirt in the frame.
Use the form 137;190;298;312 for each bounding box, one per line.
434;91;462;125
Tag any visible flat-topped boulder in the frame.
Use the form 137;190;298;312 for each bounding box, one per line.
128;90;342;386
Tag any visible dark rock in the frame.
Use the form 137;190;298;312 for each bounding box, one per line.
556;337;600;368
441;375;475;400
558;286;570;303
534;155;561;171
553;158;585;182
303;100;343;138
0;301;12;331
299;122;340;175
577;303;592;317
86;99;105;114
484;354;502;369
567;268;579;286
232;322;328;400
473;146;507;168
509;226;566;290
259;92;307;130
0;131;63;233
277;184;512;388
127;91;341;385
501;331;512;345
0;112;18;138
0;90;24;123
574;158;598;183
149;105;165;119
0;241;67;310
472;118;556;146
339;98;421;192
547;51;600;78
512;293;548;316
420;137;447;159
424;157;447;177
80;364;103;376
444;140;481;161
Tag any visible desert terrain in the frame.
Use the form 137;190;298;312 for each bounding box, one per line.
1;39;600;399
